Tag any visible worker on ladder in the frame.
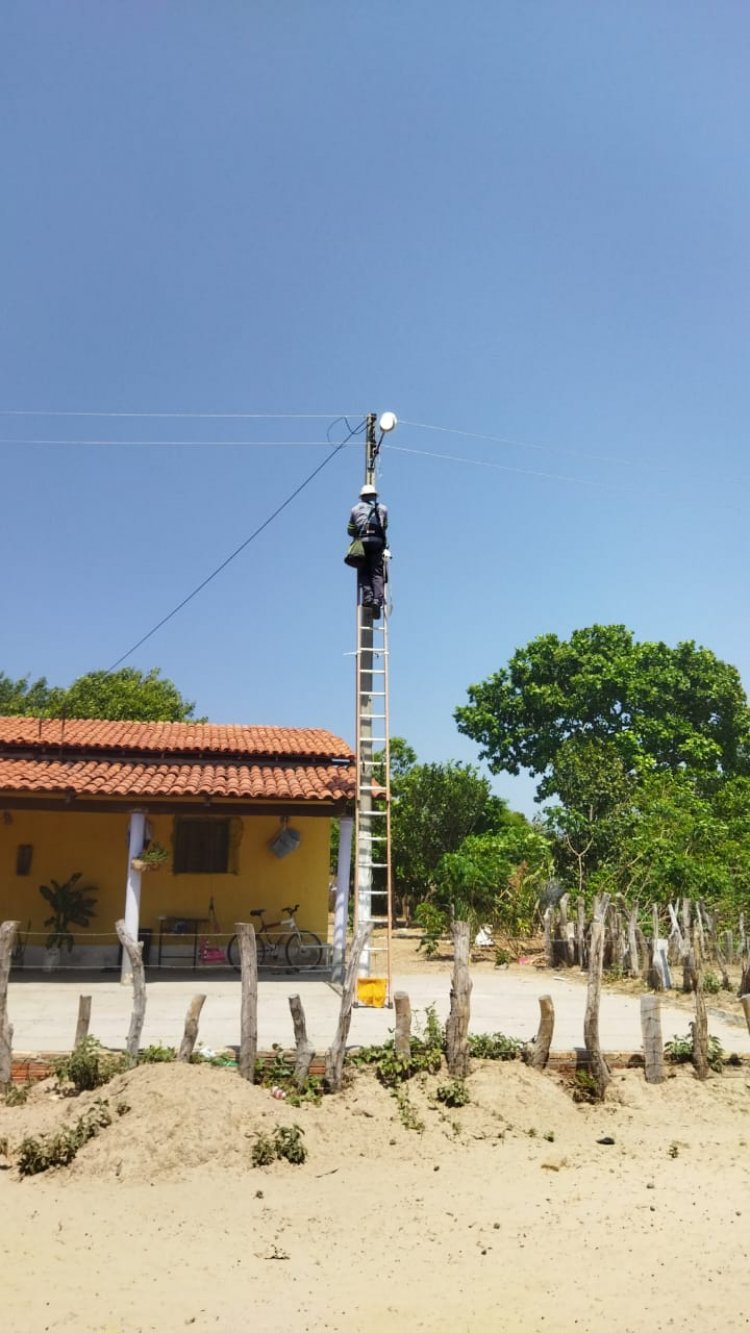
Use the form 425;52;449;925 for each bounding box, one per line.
347;482;389;617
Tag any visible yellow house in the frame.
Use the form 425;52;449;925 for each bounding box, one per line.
0;716;355;973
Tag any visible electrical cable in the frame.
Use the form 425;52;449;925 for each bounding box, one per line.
0;409;363;420
106;418;363;671
384;442;644;496
0;417;367;450
399;417;672;474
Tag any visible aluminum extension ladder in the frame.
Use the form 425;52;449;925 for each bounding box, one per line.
352;597;393;1002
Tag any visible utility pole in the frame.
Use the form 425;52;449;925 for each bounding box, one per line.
353;411;397;989
355;412;378;973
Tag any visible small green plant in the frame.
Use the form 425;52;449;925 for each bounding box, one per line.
4;1084;29;1106
527;1127;538;1138
134;842;169;868
702;971;721;995
54;1038;127;1093
494;946;511;967
251;1133;276;1167
571;1069;600;1104
393;1086;425;1132
17;1099;113;1176
436;1080;470;1108
251;1124;307;1166
39;872;98;952
668;1141;680;1158
665;1032;725;1073
414;902;447;958
254;1044;295;1087
467;1032;522;1061
137;1043;177;1064
274;1124;307;1164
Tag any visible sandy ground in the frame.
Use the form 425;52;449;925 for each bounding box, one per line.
2;1058;750;1333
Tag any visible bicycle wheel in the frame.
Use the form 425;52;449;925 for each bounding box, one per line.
286;930;323;971
227;933;266;970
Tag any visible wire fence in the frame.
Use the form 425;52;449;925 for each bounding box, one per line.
7;927;332;975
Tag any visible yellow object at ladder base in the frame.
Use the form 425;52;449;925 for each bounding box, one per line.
356;977;387;1008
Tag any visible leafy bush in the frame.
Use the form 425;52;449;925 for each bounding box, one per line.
251;1124;307;1166
17;1099;113;1176
665;1032;725;1073
4;1084;29;1106
467;1032;522;1061
436;1080;470;1107
702;971;722;995
54;1038;127;1093
137;1043;177;1063
414;902;445;957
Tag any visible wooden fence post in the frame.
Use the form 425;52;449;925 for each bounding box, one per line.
393;991;412;1060
626;905;640;978
558;895;575;967
236;923;258;1082
74;995;92;1047
115;919;146;1058
178;994;206;1062
543;906;554;968
576;897;587;971
524;995;555;1071
325;922;371;1092
740;994;750;1036
288;994;314;1086
650;904;665;991
584;894;611;1099
0;921;19;1092
691;925;709;1080
445;920;472;1078
640;994;664;1084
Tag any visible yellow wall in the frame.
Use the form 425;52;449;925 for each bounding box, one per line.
0;806;332;948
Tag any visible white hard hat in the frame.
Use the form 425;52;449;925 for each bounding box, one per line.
360;483;377;498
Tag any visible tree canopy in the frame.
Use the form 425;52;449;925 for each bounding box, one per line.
455;625;750;801
0;667;198;722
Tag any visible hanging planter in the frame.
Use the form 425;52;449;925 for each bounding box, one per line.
131;843;169;873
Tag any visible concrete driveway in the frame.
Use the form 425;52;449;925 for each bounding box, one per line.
7;965;750;1056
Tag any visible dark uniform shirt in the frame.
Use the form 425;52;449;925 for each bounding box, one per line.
347;500;388;539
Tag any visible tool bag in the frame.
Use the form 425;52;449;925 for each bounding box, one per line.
344;537;366;567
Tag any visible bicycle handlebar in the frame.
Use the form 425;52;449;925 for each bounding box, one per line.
282;904;300;915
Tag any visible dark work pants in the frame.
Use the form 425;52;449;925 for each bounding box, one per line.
358;539;385;606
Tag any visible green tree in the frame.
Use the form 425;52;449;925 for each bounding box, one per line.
455;625;750;801
391;757;511;917
0;673;60;715
0;666;197;722
62;668;197;721
432;824;553;936
587;771;750;911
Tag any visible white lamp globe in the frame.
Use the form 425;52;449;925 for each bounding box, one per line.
379;411;398;433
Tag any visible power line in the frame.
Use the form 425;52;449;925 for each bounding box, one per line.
399;417;672;474
0;409;363;420
0;438;344;447
384;442;642;494
107;418;363;671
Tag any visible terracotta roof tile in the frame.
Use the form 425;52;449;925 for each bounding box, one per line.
0;757;354;803
0;717;351;761
0;715;354;804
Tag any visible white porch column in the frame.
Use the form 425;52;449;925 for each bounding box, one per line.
121;809;146;984
331;815;354;984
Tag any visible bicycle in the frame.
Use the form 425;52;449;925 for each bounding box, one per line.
225;904;324;972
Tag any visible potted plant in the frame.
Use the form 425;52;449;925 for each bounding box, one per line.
131;842;169;873
39;872;98;971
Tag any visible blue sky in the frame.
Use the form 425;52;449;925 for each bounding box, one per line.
2;2;749;814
